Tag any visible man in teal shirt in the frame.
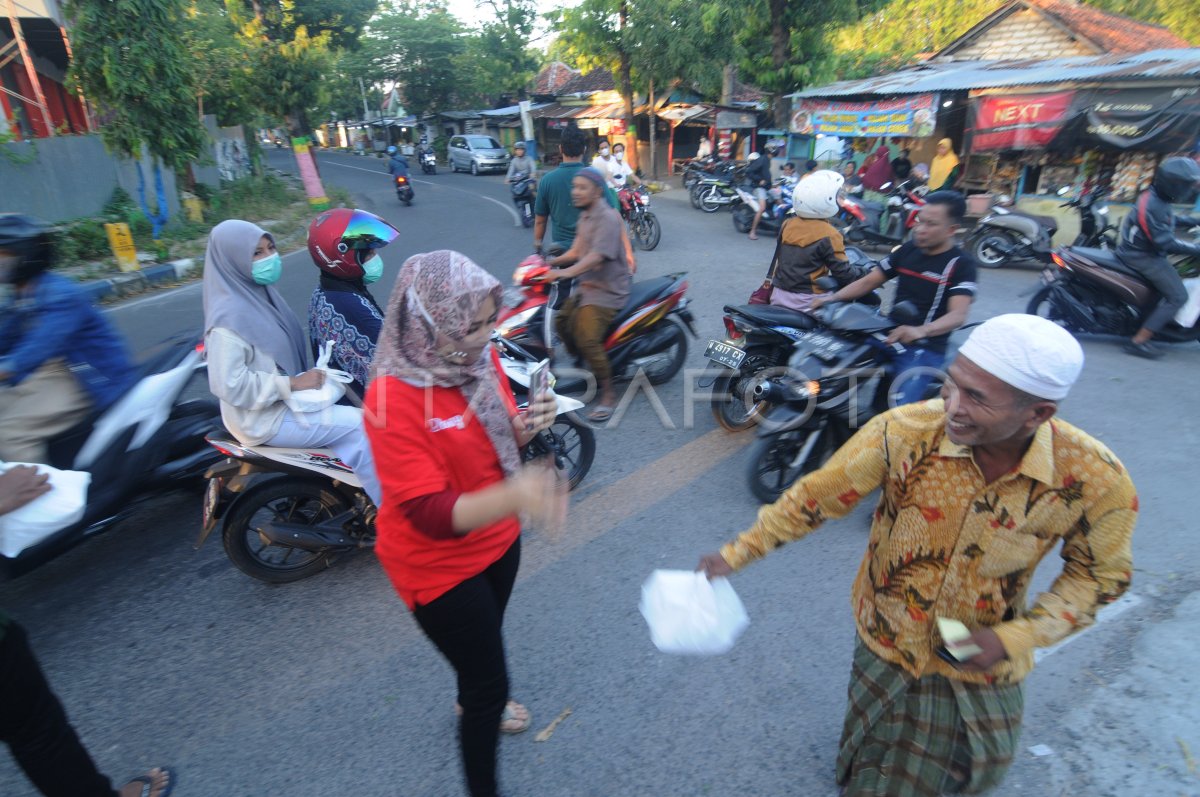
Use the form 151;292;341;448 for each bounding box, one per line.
534;127;621;253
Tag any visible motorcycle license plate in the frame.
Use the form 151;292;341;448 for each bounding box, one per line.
798;330;848;360
1040;268;1057;286
704;339;746;370
201;477;223;536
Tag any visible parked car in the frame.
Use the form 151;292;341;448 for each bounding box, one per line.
448;135;511;175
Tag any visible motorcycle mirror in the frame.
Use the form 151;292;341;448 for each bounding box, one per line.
890;300;921;326
1057;185;1072;197
881;182;893;191
814;276;839;292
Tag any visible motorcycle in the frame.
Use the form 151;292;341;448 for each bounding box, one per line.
839;180;925;247
682;155;732;190
1026;241;1200;343
395;174;414;206
420;150;437;175
495;258;697;391
693;173;741;213
732;183;791;236
510;171;536;228
197;351;592;584
966;186;1117;269
705;249;878;432
1;333;224;579
618;185;661;250
745;297;936;503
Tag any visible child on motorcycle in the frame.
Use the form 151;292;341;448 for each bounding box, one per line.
202;219;382;506
759;171;861;313
306;209;400;398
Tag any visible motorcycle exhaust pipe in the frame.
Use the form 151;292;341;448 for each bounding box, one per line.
753;380;790;404
256;519;362;552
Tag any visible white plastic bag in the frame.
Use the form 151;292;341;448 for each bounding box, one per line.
285;341;354;414
1174;276;1200;328
0;464;91;558
639;569;750;655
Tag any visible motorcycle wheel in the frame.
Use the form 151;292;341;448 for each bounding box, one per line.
710;356;776;431
539;415;596;490
746;427;828;504
683;171;697;190
222;479;352;583
733;205;754;233
700;188;724;213
689;184;704;210
1025;284;1076;331
521;201;534;228
470;161;479;176
969;231;1015;269
632;213;661;250
635;318;688;385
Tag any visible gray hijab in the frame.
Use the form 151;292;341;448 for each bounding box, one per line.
202;219;309;375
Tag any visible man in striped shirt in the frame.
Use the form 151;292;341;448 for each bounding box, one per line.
811;191;978;405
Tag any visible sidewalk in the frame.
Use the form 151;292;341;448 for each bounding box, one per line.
76;257;199;304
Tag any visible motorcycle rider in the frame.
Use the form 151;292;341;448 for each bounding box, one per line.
811;191;977;406
387;145;410;180
745;147;775;241
590;139;616;185
760;171;861;314
0;214;136;464
1116;156;1200;359
306;209;401;399
608;142;641;190
505;141;537;184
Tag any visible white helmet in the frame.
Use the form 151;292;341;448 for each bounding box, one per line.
792;170;845;219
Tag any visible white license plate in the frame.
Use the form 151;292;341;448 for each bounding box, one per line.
704;339;746;370
799;331;848;360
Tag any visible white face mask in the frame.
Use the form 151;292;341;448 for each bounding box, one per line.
614;152;624;162
599;147;610;157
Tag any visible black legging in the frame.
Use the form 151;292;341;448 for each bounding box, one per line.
412;538;521;797
1126;253;1189;333
0;618;117;797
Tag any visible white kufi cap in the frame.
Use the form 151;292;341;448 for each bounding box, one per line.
956;314;1083;401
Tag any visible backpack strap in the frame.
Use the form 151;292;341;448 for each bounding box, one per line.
764;233;784;282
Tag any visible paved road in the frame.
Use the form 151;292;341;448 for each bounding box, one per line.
1;149;1197;796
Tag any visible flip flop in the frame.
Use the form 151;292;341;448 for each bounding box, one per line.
122;767;176;797
586;405;614;422
453;700;532;734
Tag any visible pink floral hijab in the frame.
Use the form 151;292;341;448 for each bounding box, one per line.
372;250;521;475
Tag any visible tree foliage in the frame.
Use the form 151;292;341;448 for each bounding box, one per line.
456;0;541;105
66;0;209;170
356;2;466;117
183;0;257;127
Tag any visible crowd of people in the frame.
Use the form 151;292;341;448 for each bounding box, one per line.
9;127;1200;797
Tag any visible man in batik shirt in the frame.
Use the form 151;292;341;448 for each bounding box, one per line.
699;313;1137;796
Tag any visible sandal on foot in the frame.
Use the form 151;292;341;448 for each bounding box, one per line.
453;700;532;734
122;766;176;797
586;405;614;422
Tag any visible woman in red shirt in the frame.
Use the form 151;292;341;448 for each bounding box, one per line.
364;250;560;797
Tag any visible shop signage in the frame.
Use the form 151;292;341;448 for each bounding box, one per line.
969;91;1076;151
716;110;757;130
1077;87;1200;151
790;94;938;138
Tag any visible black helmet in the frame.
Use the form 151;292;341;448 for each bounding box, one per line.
0;213;54;284
1152;156;1200;204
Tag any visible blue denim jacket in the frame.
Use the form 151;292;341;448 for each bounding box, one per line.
0;273;136;410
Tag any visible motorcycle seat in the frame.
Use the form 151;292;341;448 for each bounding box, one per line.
1031;214;1059;235
1072;247;1145;279
724;303;819;330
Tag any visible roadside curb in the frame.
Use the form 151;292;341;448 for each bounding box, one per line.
80;258;197;303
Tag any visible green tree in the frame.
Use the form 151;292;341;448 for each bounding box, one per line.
184;0;257;127
456;0;541;105
357;2;466;117
66;0;209;171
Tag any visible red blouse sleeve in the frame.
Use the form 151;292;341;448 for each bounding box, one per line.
401;490;461;539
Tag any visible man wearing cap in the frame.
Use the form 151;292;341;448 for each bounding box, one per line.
541;167;632;422
699;314;1137;797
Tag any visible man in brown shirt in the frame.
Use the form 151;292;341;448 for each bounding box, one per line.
543;167;632;421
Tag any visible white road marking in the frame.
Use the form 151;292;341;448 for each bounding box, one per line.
317;157;522;226
1034;591;1142;662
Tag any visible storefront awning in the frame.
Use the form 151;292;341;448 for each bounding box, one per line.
790;94;939;138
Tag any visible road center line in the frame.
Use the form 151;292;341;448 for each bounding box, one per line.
518;427;749;580
317;157;522;226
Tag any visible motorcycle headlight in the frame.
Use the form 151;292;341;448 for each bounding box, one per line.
495;305;539;337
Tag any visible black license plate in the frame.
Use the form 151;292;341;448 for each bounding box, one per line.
799;331;848;360
704;339;746;370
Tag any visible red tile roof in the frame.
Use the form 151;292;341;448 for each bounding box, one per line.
1024;0;1189;54
533;62;580;95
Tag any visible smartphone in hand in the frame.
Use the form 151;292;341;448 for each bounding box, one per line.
528;358;551;402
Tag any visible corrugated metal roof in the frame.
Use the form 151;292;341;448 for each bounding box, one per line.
477;103;550;117
530;102;627;120
790;48;1200;99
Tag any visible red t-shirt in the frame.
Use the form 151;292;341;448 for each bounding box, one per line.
364;363;521;609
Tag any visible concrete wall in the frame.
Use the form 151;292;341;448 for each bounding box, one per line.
0;134;180;223
953;9;1094;60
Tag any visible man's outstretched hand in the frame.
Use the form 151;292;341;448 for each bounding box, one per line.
0;465;51;516
697;552;734;579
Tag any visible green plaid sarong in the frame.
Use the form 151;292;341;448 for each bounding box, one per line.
836;638;1024;796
